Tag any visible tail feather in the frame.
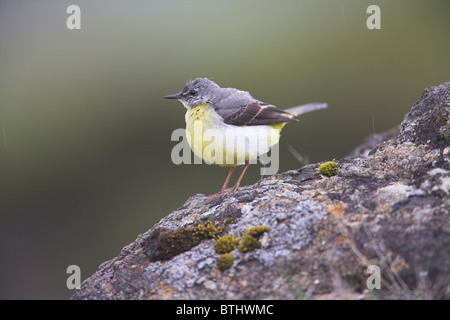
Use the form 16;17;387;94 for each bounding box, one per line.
284;103;328;118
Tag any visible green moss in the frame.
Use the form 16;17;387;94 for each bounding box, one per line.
194;220;217;239
145;220;220;261
214;235;240;254
238;234;261;252
225;217;236;225
217;253;234;271
246;226;269;238
238;226;269;253
318;161;338;177
145;226;199;261
216;217;237;234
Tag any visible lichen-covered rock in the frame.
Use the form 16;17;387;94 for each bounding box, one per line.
399;82;450;150
71;83;450;300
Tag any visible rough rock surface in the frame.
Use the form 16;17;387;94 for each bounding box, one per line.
71;83;450;300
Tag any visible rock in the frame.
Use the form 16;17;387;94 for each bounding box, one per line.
347;126;399;158
71;83;450;300
399;82;450;150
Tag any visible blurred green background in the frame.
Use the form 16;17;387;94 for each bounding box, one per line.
0;0;449;299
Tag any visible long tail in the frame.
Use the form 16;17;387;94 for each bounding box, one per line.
284;102;328;118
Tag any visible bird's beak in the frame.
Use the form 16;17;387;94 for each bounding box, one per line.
164;93;183;99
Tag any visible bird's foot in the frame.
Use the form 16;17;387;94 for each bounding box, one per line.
207;185;240;201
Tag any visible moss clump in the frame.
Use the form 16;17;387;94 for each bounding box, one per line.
246;226;269;238
144;220;219;261
214;235;240;254
217;253;234;271
318;161;338;177
238;234;261;252
224;217;236;225
238;226;269;253
216;217;237;234
194;220;217;239
144;227;198;261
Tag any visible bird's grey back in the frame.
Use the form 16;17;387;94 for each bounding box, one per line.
210;87;257;120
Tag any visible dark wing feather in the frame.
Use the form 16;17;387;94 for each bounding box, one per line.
222;101;298;126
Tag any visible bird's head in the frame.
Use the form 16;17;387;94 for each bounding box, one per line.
164;78;220;109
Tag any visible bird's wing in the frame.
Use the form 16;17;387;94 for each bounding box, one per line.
219;101;298;126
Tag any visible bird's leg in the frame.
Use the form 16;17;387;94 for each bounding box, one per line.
221;166;236;190
207;166;235;200
230;160;250;191
207;161;250;200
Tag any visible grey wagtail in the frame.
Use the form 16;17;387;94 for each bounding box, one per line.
165;78;327;199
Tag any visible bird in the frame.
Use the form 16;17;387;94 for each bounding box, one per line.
164;78;327;199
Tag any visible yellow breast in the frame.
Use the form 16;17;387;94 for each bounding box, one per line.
186;104;213;126
185;104;286;166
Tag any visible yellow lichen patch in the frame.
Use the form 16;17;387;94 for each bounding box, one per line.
349;214;361;222
315;195;325;201
325;202;346;215
158;283;177;299
390;260;409;275
211;269;222;278
188;213;200;221
336;235;349;245
378;204;391;212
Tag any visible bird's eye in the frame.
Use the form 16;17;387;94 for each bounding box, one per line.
189;90;197;96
